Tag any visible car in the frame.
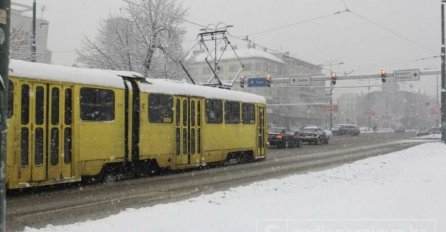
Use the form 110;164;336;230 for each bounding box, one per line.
428;127;441;135
393;125;405;133
332;124;360;136
268;127;301;148
416;129;430;137
300;126;329;145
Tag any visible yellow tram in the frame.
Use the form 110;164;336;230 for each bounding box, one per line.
6;60;268;189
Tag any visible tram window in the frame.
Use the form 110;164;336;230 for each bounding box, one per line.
242;103;255;124
20;128;29;167
35;128;44;166
7;80;13;118
65;89;72;125
197;102;201;126
51;88;59;125
205;99;222;124
175;99;180;126
225;101;240;124
35;86;44;125
148;94;173;123
50;128;59;165
21;85;29;125
80;88;115;121
191;101;195;126
64;128;72;164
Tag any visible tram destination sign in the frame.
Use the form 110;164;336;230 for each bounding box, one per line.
393;69;420;81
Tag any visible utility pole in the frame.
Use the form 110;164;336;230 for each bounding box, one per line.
0;0;10;231
31;0;36;62
442;0;446;142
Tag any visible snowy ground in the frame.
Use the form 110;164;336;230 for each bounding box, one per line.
25;142;446;232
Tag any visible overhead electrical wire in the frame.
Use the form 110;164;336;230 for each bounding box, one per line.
349;11;437;54
121;0;437;74
246;9;349;37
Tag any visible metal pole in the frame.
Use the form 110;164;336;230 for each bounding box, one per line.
31;0;36;62
0;0;10;231
330;83;333;130
442;0;446;142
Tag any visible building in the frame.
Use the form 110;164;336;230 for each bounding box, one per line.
11;2;51;63
336;93;360;125
190;45;326;128
340;79;438;130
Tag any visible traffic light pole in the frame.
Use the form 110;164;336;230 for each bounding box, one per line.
329;83;333;130
0;0;10;231
442;0;446;143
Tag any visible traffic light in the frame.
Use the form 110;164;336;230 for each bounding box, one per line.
380;69;387;83
240;76;245;88
331;72;337;85
266;74;272;87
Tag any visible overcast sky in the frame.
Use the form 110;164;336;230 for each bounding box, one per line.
12;0;442;97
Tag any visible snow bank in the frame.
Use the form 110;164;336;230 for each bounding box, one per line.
25;142;446;232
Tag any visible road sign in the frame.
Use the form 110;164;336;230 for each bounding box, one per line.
324;105;339;113
363;111;376;117
289;76;311;86
393;69;420;81
247;77;268;87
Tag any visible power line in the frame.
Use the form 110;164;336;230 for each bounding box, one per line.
246;9;349;37
349;11;437;54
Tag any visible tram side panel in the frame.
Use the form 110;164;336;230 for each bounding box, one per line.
138;93;175;168
76;86;126;177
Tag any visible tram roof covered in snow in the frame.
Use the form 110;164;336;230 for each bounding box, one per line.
9;60;266;104
9;59;127;89
140;78;266;104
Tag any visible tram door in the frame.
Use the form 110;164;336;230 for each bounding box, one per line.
175;97;202;166
18;83;74;183
47;85;74;180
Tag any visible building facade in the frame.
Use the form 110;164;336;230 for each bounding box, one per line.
190;46;326;128
11;2;51;63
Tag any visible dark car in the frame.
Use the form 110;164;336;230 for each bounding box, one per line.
416;129;430;137
300;126;329;145
332;124;360;136
268;128;301;148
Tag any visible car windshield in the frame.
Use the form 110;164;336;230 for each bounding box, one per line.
270;128;286;133
303;128;317;133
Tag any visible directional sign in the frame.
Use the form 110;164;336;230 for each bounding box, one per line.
324;105;339;113
363;111;376;117
393;69;420;81
247;77;268;87
289;76;311;86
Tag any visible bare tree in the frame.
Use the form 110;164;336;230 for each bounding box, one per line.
77;0;187;79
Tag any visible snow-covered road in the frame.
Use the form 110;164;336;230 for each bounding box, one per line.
25;142;446;232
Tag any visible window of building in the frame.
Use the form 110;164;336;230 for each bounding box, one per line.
80;88;115;121
255;63;262;71
245;63;252;71
263;63;268;72
149;94;173;123
242;103;255;124
205;99;223;124
230;64;238;72
225;101;240;124
203;67;210;74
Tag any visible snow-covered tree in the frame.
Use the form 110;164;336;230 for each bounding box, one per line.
77;0;187;79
